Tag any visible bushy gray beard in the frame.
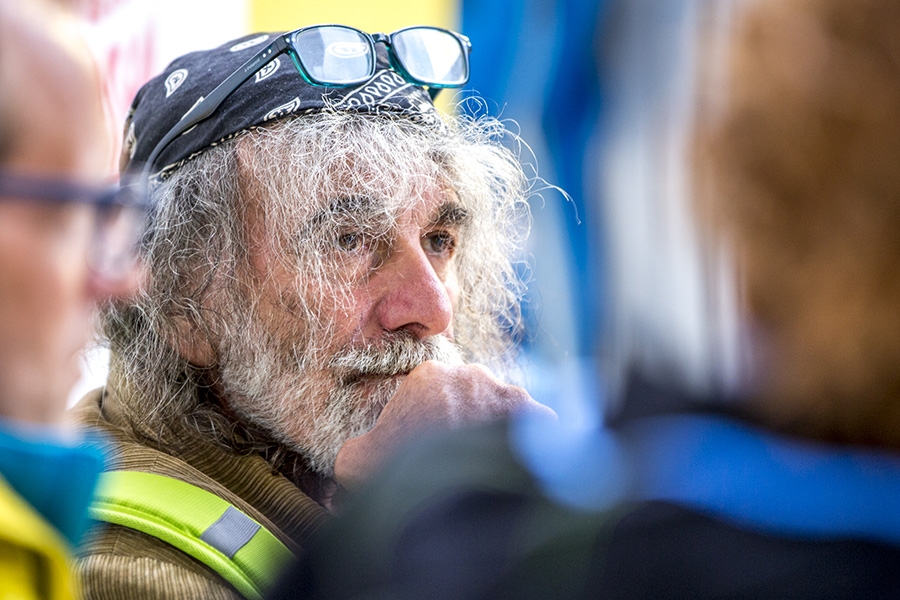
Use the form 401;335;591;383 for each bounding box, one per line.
218;320;464;478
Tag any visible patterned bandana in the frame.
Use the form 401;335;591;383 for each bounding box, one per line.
121;32;440;180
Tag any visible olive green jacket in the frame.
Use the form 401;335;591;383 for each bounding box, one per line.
71;387;330;599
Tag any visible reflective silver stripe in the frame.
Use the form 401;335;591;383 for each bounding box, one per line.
200;506;261;558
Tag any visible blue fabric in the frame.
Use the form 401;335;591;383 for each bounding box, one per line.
0;418;107;547
514;412;900;547
628;414;900;546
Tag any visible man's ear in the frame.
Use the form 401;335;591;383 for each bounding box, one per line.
170;313;217;368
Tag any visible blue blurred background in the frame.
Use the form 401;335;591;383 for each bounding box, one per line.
456;0;740;422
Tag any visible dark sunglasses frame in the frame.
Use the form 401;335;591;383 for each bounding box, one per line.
143;24;472;175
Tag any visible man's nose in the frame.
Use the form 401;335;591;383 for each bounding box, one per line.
373;240;454;339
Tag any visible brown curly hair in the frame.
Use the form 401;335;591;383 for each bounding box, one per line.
694;0;900;447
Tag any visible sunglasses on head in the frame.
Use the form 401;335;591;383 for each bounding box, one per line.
144;24;472;176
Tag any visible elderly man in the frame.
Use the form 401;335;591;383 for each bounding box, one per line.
73;25;551;599
0;0;144;597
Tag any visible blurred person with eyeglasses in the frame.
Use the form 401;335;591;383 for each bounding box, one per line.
0;0;145;598
69;23;554;600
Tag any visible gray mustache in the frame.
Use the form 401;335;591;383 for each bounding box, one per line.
329;334;464;383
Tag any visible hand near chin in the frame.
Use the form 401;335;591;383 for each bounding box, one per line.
333;360;556;490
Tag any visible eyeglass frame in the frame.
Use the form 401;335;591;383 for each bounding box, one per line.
0;168;148;211
0;168;149;279
142;24;472;176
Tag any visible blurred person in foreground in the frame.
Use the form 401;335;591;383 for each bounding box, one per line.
273;0;900;598
71;24;552;600
0;0;145;597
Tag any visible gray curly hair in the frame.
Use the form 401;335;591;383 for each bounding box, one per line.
102;108;532;468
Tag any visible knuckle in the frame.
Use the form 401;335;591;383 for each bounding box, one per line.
497;383;530;403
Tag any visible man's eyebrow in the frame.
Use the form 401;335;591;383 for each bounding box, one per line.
301;195;381;234
431;201;471;227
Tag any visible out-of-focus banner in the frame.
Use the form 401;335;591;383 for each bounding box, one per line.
72;0;248;170
250;0;457;35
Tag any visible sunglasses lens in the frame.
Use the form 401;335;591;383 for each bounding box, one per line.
392;28;468;87
291;26;374;85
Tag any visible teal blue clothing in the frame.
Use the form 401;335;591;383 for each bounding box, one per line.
0;418;106;546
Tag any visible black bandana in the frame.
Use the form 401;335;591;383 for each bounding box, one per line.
121;32;440;179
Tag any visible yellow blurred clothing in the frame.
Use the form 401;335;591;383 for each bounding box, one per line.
0;417;105;600
0;474;79;600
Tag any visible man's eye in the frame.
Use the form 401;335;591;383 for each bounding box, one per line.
336;231;365;252
423;232;457;255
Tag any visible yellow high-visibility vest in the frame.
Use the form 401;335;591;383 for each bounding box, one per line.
90;470;295;600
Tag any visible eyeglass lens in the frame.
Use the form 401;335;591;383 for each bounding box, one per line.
291;26;375;85
392;29;467;86
1;171;146;280
89;203;145;281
